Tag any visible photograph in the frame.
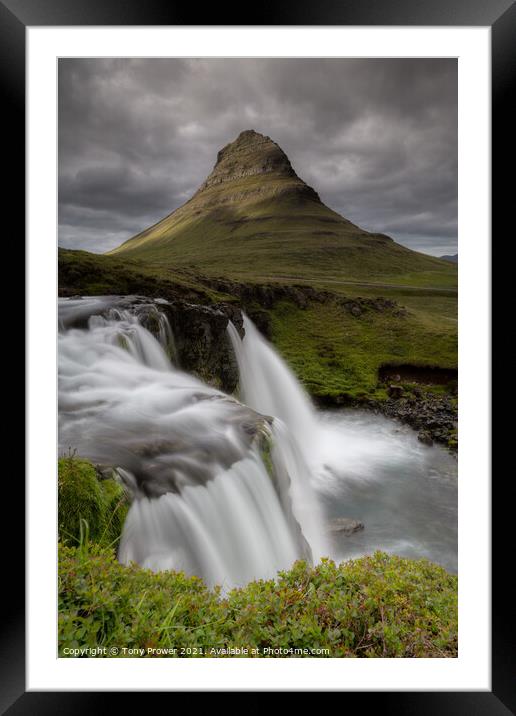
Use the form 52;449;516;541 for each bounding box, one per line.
56;57;460;660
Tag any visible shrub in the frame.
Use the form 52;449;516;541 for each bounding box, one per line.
58;545;457;658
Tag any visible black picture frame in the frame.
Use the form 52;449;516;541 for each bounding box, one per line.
6;0;511;710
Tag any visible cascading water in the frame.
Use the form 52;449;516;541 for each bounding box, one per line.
227;315;360;482
59;296;458;585
58;297;320;588
227;317;315;454
227;317;327;560
228;314;458;574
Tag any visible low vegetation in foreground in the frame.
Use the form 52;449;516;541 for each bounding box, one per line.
58;457;458;658
59;545;457;658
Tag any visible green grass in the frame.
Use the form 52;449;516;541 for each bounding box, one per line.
59;543;457;658
58;248;232;304
58;247;457;402
268;299;457;401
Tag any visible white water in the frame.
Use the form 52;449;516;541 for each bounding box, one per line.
227;316;375;482
227;318;315;455
228;315;457;573
58;298;318;588
227;317;327;560
59;297;457;587
316;410;457;573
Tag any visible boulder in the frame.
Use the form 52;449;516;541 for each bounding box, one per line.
418;430;434;446
327;517;364;535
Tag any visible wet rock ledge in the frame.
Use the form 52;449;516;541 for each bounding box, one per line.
161;300;243;393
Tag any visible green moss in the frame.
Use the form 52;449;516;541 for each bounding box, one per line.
58;455;129;547
58;546;457;658
257;430;275;479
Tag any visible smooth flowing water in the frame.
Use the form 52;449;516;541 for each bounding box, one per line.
314;411;457;573
59;297;317;588
227;316;457;573
58;297;457;589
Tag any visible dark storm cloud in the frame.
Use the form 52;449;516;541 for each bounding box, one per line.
58;58;457;256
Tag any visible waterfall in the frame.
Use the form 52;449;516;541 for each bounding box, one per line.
227;316;327;560
119;454;301;588
58;297;324;588
227;317;315;452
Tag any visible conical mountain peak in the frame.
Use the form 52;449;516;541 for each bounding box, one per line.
216;129;290;165
110;129;411;272
200;129;306;193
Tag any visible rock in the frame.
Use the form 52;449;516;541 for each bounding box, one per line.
163;301;241;394
418;430;434;446
218;302;244;337
350;305;362;317
387;384;404;399
327;517;364;535
290;287;309;309
355;388;458;452
246;307;272;338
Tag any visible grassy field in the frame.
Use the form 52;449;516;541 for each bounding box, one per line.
58;248;456;402
58;248;232;304
268;297;457;401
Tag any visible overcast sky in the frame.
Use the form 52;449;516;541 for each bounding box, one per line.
58;58;457;256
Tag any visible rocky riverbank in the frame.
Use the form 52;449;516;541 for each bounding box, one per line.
345;391;458;452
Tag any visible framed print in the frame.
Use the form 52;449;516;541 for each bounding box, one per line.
6;0;511;709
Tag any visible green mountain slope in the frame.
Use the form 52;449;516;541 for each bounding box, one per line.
108;130;456;289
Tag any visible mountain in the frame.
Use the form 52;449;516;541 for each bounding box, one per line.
440;254;458;263
109;130;456;287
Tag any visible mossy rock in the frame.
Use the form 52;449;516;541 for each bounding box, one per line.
256;427;274;479
58;455;129;547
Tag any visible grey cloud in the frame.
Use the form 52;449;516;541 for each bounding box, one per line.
58;58;457;256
